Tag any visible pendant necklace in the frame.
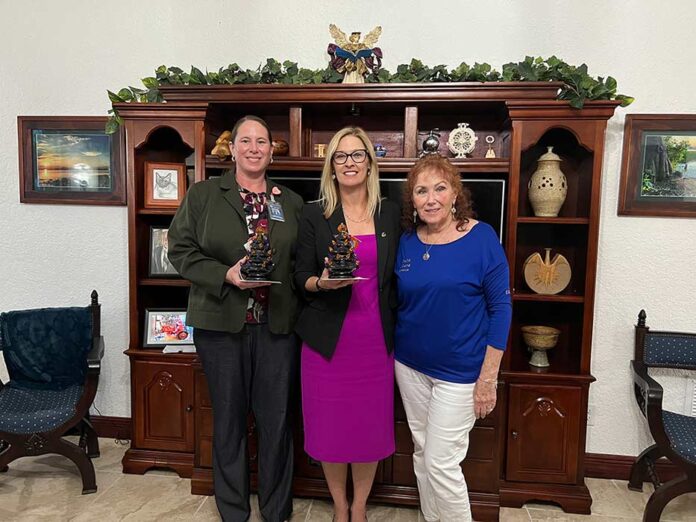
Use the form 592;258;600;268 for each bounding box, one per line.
423;229;434;261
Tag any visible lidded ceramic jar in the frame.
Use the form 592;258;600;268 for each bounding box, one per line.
528;146;567;217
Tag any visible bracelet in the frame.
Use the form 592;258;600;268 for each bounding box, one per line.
314;277;323;292
478;378;498;386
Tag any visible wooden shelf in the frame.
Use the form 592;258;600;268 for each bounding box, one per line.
516;217;589;225
137;208;177;216
139;278;191;287
512;293;584;303
205;155;510;173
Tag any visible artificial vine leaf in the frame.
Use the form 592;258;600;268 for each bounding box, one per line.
106;56;634;130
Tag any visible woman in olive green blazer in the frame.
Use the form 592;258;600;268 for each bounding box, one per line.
168;116;303;522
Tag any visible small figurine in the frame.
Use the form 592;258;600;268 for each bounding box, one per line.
241;226;275;281
374;144;387;157
420;129;441;157
211;130;233;159
326;223;360;278
314;143;327;158
272;139;289;156
485;135;496;158
328;24;383;84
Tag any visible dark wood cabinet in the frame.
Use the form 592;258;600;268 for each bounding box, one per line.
118;84;617;520
506;383;581;484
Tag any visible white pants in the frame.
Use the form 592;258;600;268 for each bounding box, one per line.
395;361;476;522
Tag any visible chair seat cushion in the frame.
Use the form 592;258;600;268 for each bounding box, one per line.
663;410;696;464
0;383;83;434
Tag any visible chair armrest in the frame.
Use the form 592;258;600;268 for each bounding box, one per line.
631;360;672;448
631;360;664;418
87;336;105;375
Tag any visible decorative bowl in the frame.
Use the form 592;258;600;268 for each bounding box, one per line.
521;325;560;350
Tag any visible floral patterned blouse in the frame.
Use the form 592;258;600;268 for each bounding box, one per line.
239;187;269;324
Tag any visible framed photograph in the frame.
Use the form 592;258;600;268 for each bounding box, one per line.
144;162;186;208
148;226;179;277
17;116;125;205
618;114;696;218
143;309;194;347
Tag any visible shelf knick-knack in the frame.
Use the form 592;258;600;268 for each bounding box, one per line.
420;129;441;157
241;226;275;281
523;248;571;295
326;223;360;278
528;146;568;217
211;131;232;159
447;123;478;158
522;325;560;367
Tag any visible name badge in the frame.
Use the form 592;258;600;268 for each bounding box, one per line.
268;200;285;222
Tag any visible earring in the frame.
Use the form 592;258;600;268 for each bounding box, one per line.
451;204;456;215
270;157;274;164
367;168;371;176
231;154;236;162
413;210;417;224
332;173;336;180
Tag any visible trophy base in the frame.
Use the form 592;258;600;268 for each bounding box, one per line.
321;276;368;281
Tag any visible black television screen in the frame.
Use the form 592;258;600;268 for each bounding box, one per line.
270;175;506;242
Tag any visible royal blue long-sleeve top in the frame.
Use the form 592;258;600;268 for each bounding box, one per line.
395;222;512;384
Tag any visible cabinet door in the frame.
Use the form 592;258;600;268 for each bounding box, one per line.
506;384;581;484
133;360;195;452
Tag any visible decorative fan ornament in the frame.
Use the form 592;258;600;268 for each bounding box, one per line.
447;123;478;158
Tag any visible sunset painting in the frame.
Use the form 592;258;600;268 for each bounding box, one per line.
32;130;112;191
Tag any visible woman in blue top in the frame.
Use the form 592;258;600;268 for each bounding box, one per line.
394;155;512;522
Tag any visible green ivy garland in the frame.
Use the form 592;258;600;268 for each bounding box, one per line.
106;56;634;133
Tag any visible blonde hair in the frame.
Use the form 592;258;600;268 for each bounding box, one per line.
319;127;381;219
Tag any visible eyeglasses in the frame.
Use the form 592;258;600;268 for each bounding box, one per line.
332;150;368;164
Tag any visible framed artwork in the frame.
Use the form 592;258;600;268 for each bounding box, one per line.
17;116;125;205
144;161;186;208
143;309;194;347
148;226;179;277
618;114;696;218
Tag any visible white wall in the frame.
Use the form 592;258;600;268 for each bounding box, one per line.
1;0;695;456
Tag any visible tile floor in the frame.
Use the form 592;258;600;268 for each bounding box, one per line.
0;438;695;521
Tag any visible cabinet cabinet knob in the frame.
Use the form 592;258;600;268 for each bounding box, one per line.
186;405;193;412
511;430;518;439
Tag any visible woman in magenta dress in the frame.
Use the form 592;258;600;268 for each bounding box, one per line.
295;127;400;522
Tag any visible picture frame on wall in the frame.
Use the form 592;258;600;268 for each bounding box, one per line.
17;116;125;205
148;226;179;277
618;114;696;218
144;161;186;208
143;309;194;347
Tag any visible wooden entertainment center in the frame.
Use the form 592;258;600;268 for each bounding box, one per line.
117;82;618;520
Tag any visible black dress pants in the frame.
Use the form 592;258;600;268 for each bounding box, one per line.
194;324;298;522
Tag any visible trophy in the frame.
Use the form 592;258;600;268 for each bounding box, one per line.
241;226;275;281
326;223;360;278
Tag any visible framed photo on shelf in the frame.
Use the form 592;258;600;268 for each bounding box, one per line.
17;116;125;205
618;114;696;218
143;309;194;347
148;226;179;277
144;161;186;208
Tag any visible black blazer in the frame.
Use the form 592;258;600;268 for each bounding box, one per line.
294;200;401;359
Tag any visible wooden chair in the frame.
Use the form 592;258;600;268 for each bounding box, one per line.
0;290;104;494
628;309;696;521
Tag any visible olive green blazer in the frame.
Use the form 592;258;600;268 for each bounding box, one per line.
167;170;304;334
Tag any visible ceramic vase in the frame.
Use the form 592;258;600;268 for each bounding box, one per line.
528;146;567;217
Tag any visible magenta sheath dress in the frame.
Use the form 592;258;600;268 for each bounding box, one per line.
301;234;395;463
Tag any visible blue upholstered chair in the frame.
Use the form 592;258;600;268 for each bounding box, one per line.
0;290;104;494
628;309;696;522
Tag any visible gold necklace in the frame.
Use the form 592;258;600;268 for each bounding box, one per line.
343;209;370;223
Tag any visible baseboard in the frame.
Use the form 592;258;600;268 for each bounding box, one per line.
585;452;681;481
90;415;131;440
80;420;683;484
